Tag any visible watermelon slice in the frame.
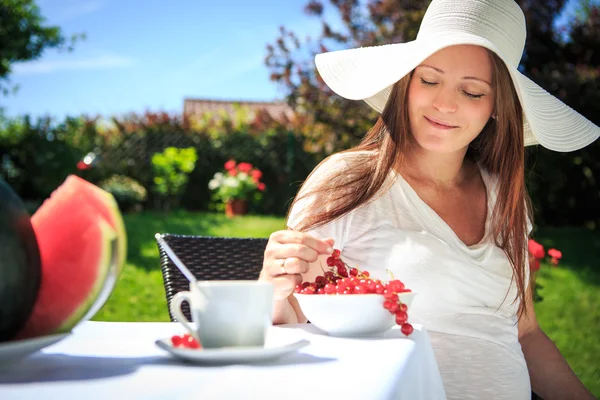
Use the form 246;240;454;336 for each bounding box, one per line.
32;175;127;272
16;176;126;339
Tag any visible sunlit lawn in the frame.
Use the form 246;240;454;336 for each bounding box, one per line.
94;211;285;323
94;212;599;396
532;227;600;396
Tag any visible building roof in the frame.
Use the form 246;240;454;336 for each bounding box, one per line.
183;98;295;122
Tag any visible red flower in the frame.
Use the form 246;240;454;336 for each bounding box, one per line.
530;259;541;272
258;183;266;191
528;239;545;259
548;248;562;267
224;159;236;171
76;160;90;170
547;249;562;260
251;169;263;182
238;162;253;173
228;168;237;176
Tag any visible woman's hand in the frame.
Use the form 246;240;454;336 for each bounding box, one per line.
260;230;334;301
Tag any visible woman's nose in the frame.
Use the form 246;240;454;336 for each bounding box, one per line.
432;89;458;113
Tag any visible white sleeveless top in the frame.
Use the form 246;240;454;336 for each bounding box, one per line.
288;152;532;400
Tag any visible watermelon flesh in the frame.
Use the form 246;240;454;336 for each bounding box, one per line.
16;176;126;339
31;175;127;273
48;176;127;322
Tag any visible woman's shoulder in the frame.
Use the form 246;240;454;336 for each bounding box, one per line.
306;150;374;184
317;149;374;169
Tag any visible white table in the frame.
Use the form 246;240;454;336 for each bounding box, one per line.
0;321;446;400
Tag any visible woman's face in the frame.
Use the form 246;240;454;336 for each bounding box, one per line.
407;45;495;155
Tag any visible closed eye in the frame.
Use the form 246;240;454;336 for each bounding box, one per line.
420;77;485;99
463;91;484;99
420;78;437;86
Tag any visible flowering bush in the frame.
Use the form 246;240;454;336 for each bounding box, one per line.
528;238;563;303
528;239;563;272
208;159;266;202
99;174;147;212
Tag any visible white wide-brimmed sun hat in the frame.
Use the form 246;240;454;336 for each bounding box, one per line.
315;0;600;152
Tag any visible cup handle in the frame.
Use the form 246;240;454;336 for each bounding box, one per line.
170;291;200;342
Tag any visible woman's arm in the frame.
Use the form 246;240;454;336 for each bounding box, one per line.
518;285;596;399
271;252;331;325
271;296;304;325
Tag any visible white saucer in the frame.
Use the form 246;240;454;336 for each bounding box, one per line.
155;338;310;364
0;333;71;363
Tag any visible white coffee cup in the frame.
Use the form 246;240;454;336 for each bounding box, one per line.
169;280;274;349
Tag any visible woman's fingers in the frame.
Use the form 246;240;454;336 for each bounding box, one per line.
266;244;319;269
270;257;309;277
265;232;334;265
260;231;336;299
270;231;334;255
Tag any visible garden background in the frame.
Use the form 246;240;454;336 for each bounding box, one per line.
1;0;599;395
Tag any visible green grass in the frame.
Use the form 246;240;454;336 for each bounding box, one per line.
532;227;600;396
93;213;599;395
93;211;286;322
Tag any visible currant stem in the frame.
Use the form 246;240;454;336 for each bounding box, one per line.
319;262;327;274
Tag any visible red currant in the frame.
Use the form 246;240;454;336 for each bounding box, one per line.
297;249;414;336
395;311;408;325
324;283;336;294
186;335;201;349
171;334;201;349
384;292;398;302
171;335;183;347
354;285;368;294
401;323;414;336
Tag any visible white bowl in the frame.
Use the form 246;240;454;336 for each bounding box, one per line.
293;291;416;337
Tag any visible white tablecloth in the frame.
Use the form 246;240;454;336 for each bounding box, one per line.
0;321;446;400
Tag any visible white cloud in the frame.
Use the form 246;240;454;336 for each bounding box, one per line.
12;54;135;75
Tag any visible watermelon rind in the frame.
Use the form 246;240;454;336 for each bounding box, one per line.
62;175;127;274
57;217;118;332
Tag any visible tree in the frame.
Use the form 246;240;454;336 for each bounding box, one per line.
266;0;600;227
0;0;83;95
519;1;600;227
266;0;430;154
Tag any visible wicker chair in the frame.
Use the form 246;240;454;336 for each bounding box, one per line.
156;233;268;322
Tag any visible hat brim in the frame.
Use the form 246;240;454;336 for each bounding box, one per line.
315;33;600;152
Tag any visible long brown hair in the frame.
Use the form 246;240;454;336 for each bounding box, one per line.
289;50;533;316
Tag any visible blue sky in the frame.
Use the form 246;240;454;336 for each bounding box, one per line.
2;0;581;121
3;0;326;120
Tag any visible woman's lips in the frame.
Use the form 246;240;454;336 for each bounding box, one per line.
425;116;458;130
